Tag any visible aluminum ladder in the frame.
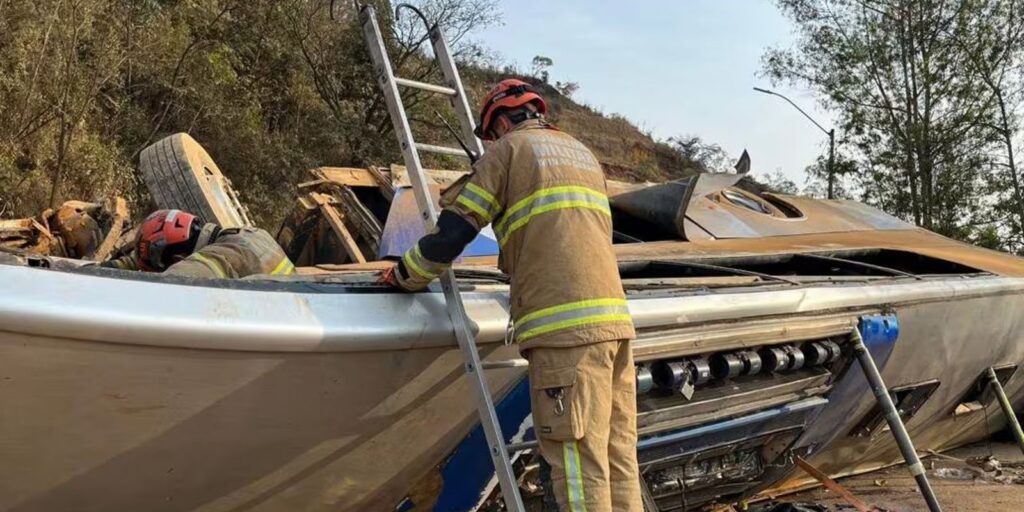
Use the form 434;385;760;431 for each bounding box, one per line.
358;3;526;510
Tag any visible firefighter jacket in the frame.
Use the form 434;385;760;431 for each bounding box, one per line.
395;120;635;350
104;227;294;279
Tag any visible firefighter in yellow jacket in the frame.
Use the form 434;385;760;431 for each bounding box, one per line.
380;79;642;511
102;209;294;279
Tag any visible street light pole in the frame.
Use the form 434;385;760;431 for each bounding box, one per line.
753;87;836;199
828;128;835;200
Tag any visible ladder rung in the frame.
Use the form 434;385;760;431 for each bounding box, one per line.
415;142;471;158
395;77;457;96
506;439;539;452
481;358;529;369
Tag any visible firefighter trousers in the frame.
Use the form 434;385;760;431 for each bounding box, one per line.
526;339;643;512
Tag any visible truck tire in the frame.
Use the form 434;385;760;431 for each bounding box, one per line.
139;133;252;228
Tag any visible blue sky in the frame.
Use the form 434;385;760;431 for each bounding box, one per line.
482;0;832;184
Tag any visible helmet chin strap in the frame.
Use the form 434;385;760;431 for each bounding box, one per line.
504;110;543;126
194;223;221;251
490;110;544;139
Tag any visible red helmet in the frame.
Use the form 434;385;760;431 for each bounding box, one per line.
474;79;548;141
135;209;205;271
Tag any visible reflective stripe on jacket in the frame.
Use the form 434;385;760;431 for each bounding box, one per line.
396;119;635;349
102;253;140;271
165;227;294;279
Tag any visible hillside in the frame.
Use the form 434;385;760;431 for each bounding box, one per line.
461;72;703;183
0;1;705;229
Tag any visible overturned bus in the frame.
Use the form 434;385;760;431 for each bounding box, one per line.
1;133;1023;511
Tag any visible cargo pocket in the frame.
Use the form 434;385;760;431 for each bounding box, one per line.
530;365;584;441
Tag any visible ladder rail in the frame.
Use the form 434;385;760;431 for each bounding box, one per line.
358;5;526;510
359;6;437;223
436;268;526;509
429;25;486;157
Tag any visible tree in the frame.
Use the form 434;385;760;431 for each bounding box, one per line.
764;0;1001;241
0;0;504;224
556;80;580;98
667;135;732;173
0;0;131;211
954;0;1024;252
803;153;856;199
760;169;800;195
530;55;553;83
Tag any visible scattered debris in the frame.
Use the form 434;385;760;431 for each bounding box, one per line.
0;217;56;254
276;165;472;266
0;196;130;260
923;452;1024;485
793;457;876;512
752;501;866;512
966;455;1001;473
929;467;978;481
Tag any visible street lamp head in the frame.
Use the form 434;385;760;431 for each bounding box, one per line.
753;87;830;136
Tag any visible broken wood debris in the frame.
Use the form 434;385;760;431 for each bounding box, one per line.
311;192;366;264
0;218;56;254
0;196;130;260
278;165;470;266
271;164;694;270
89;196;130;262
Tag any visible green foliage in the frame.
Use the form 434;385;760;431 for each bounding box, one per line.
765;0;1024;252
667;135;732;173
0;0;708;229
802;153;856;199
0;0;501;226
972;224;1005;251
760;170;799;195
530;55;553;83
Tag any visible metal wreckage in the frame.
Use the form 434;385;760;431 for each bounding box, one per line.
3;130;1024;512
4;6;1024;512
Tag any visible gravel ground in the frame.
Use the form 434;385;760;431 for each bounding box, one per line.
768;441;1024;512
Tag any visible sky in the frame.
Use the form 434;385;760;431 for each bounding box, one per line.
482;0;833;184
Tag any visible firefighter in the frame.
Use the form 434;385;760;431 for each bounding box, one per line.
102;209;294;279
380;79;642;511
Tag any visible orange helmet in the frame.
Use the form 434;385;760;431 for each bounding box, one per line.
135;209;209;271
474;79;547;141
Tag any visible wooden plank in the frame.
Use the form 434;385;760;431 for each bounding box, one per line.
430;170;471;191
311;193;366;264
367;166;395;201
389;163;417;189
89;196;129;262
314;167;380;188
0;217;56;254
296;178;329;190
0;218;37;231
389;164;469;190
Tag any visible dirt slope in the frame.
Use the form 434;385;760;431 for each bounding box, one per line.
459;71;704;183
